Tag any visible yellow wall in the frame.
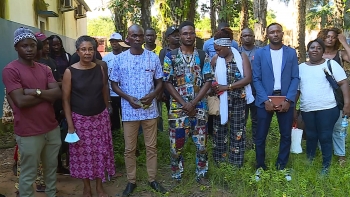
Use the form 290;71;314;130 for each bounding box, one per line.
5;0;87;39
7;0;36;27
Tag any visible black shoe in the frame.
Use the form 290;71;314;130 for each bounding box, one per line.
57;167;70;175
149;181;168;194
122;182;137;196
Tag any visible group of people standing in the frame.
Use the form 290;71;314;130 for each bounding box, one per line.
2;20;350;197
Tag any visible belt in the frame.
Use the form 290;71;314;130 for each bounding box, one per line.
272;90;281;96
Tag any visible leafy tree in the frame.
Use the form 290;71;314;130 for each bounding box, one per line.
87;17;115;37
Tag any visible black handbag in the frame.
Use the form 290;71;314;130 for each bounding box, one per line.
324;60;344;109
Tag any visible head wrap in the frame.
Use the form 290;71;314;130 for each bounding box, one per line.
14;27;37;46
214;38;231;47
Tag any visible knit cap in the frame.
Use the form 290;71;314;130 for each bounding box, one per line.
14;27;37;46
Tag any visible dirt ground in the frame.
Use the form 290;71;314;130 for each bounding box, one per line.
0;147;231;197
0;147;133;197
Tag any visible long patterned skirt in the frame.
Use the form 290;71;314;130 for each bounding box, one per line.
70;109;115;181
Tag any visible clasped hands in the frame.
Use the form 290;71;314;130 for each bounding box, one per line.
265;100;290;113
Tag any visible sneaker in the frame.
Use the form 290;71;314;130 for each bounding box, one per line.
36;185;46;192
255;169;262;182
280;169;292;181
196;176;210;186
285;173;292;181
339;157;346;167
320;168;329;176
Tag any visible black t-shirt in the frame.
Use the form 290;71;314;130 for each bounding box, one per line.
38;57;60;82
38;57;63;120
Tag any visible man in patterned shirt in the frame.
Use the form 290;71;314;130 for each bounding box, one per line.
110;24;167;196
163;21;213;185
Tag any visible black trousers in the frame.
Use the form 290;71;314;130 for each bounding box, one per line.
110;96;122;131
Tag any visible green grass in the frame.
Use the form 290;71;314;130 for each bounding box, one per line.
112;105;350;197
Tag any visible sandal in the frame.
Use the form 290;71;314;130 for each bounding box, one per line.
339;158;346;167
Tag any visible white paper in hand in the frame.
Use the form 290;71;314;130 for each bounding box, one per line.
65;132;80;143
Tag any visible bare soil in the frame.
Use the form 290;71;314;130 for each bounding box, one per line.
0;147;231;197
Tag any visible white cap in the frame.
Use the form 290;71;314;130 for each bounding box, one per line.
109;32;123;41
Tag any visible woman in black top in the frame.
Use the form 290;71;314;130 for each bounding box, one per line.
62;36;115;197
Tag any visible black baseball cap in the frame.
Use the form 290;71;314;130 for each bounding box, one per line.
165;26;179;37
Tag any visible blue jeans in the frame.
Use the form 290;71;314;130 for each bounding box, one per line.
333;110;345;156
301;107;339;168
255;107;294;170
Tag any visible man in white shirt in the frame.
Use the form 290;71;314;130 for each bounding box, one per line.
253;23;299;181
103;32;129;131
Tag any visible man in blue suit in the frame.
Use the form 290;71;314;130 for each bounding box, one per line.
253;23;299;181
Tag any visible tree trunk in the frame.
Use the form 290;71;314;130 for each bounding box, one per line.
141;0;152;30
296;0;306;63
168;0;182;25
113;8;127;38
253;0;267;46
187;0;196;23
240;0;249;31
210;0;216;36
218;0;228;23
344;0;350;29
333;0;344;28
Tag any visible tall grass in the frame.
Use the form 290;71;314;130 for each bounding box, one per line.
112;105;350;196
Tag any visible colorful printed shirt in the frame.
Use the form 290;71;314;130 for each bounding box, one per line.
109;49;163;121
163;48;213;121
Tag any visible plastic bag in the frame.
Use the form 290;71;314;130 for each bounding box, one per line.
290;127;303;154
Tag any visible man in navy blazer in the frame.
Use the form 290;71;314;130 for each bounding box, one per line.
252;23;299;180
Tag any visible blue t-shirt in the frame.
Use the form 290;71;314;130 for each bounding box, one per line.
203;37;239;59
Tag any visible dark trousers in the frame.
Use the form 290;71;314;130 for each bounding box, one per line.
245;102;258;142
110;96;122;131
255;107;294;170
207;115;214;136
301;107;339;168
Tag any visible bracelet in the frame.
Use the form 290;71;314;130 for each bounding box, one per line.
228;84;232;91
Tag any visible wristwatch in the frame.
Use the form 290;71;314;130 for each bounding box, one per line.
35;89;42;97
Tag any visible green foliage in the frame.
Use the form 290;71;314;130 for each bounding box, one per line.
87;17;115;37
195;17;211;32
306;3;334;29
112;104;350;196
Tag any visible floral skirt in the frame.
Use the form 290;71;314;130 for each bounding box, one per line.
70;109;115;181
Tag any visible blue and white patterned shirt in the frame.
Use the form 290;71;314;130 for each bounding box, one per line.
110;49;163;121
103;52;119;97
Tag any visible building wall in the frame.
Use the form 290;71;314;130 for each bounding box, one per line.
3;0;87;39
0;0;84;116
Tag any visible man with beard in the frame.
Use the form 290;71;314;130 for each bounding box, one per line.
239;28;259;147
253;23;299;181
110;25;167;196
163;21;212;185
103;32;130;132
